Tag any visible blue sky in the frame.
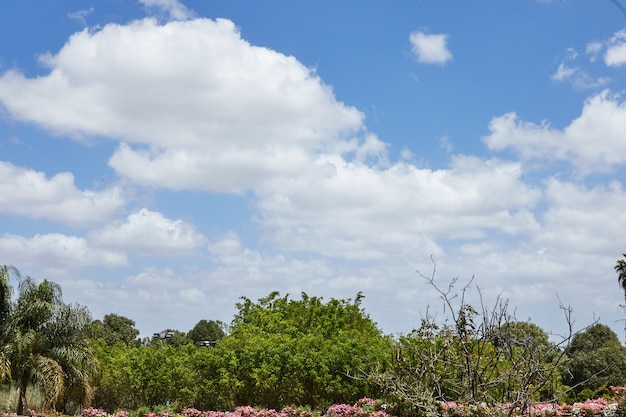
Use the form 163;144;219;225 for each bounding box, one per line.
1;0;626;339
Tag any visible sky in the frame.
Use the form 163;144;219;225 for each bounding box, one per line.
1;0;626;340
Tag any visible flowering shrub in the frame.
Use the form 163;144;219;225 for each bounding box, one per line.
179;398;387;417
81;408;109;417
72;388;626;417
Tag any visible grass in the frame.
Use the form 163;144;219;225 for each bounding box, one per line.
0;384;45;414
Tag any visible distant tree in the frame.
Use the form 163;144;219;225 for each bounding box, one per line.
187;319;226;344
617;254;626;302
90;313;140;347
560;323;626;393
565;323;620;356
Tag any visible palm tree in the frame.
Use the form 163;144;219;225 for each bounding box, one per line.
616;254;626;302
0;265;20;386
2;275;97;414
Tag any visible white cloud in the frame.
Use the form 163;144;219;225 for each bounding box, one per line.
90;208;207;256
255;154;540;260
0;233;127;269
550;48;610;89
0;161;125;227
605;29;626;67
550;63;609;89
538;179;626;255
550;63;576;82
578;29;626;67
0;18;364;193
67;8;94;26
585;41;603;61
483;90;626;174
138;0;195;21
409;31;453;65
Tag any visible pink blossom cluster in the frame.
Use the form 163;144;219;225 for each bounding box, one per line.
182;406;315;417
325;399;389;417
81;408;110;417
181;398;387;417
441;396;622;417
81;409;155;417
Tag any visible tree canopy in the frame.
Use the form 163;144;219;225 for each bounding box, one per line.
90;313;140;347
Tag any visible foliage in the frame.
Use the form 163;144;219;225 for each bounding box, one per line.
187;320;226;344
94;291;390;411
0;267;97;415
90;314;140;347
559;324;626;393
223;291;391;410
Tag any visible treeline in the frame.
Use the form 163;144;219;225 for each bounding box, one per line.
2;265;626;417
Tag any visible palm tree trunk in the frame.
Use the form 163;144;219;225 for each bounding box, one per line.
17;377;28;416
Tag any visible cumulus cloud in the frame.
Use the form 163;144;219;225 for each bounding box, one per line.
90;208;207;256
409;31;453;65
0;233;127;269
0;161;125;227
255;155;540;260
538;179;626;255
483;90;626;174
605;29;626;67
0;18;363;193
579;29;626;67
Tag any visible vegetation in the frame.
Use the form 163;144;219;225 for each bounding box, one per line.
2;262;626;416
0;267;97;415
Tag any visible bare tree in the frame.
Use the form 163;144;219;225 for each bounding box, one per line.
369;261;581;417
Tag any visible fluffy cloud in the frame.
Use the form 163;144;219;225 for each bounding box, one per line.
90;208;207;256
255;155;540;260
409;31;453;65
604;29;626;67
483;91;626;174
0;233;127;269
538;179;626;255
0;161;124;227
0;18;363;193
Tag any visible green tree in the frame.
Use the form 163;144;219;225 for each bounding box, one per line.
187;319;226;344
560;323;626;393
90;313;140;347
220;291;390;410
617;254;626;302
1;274;97;414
